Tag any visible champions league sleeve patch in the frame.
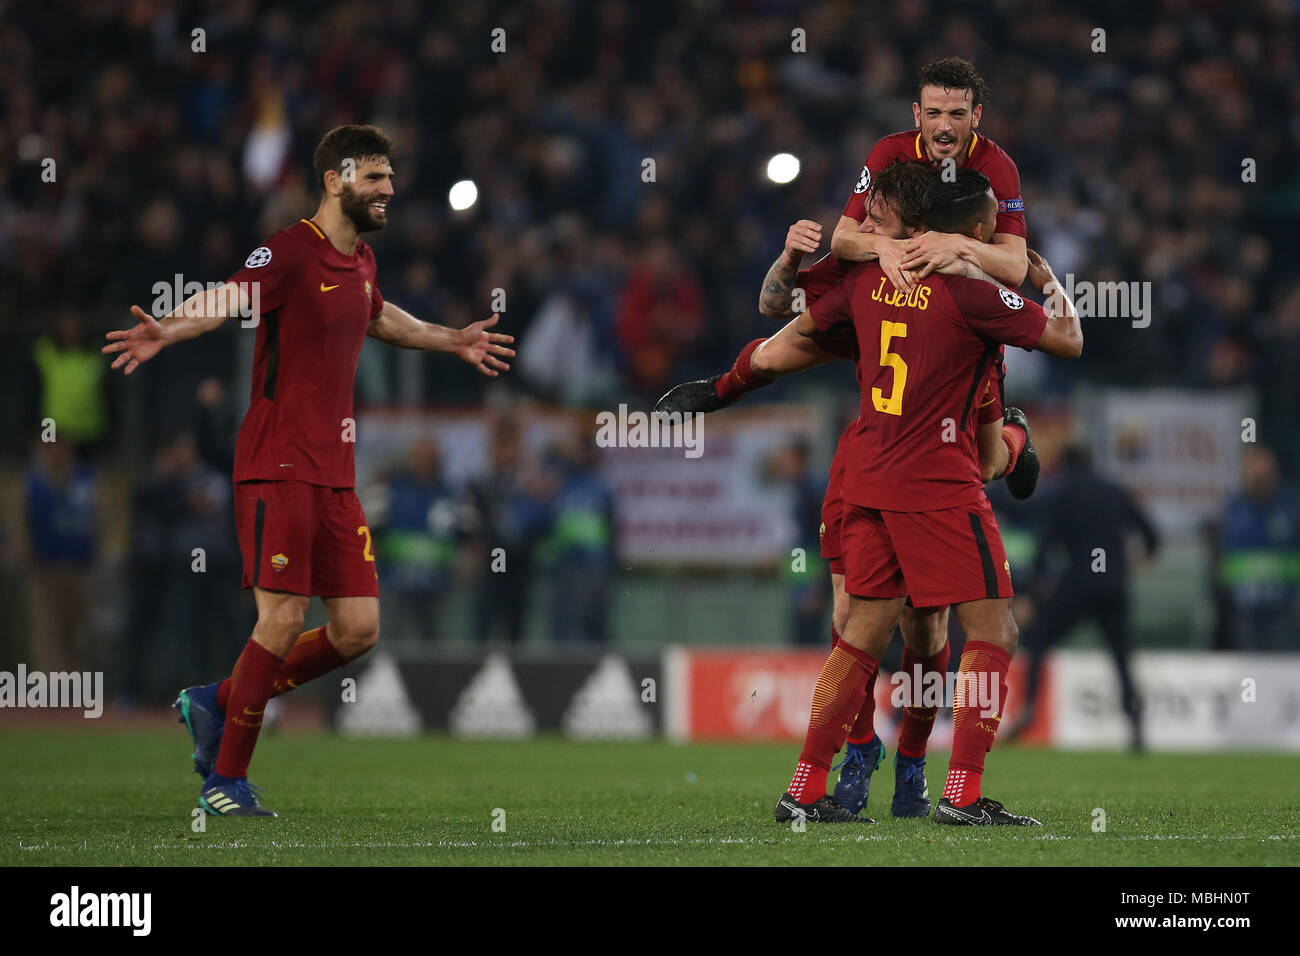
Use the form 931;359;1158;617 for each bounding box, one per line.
853;165;871;194
244;246;273;268
996;198;1025;213
1000;288;1024;310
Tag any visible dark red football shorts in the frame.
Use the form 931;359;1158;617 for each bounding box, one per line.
978;369;1004;425
840;496;1013;607
819;431;851;575
235;480;379;597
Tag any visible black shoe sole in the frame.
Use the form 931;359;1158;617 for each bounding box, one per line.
1004;407;1039;500
655;375;732;415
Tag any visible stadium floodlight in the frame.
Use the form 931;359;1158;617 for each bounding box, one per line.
448;179;478;211
766;153;800;185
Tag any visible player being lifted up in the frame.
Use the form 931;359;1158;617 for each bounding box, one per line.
657;57;1037;817
656;57;1030;439
104;125;515;817
745;161;1025;821
775;167;1082;825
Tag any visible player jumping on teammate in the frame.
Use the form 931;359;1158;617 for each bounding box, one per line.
660;58;1037;818
775;167;1081;825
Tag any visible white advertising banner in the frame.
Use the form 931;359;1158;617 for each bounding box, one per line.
354;404;820;567
1051;650;1300;751
1086;387;1252;535
600;406;818;566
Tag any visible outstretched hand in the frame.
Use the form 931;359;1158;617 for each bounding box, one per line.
457;313;515;377
103;305;165;375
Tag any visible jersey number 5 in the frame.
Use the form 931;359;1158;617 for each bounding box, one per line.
872;321;908;416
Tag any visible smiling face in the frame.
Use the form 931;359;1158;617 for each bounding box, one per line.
913;84;982;164
333;156;394;233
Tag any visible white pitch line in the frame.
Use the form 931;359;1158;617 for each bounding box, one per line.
11;832;1297;854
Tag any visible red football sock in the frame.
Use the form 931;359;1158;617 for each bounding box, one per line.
897;640;951;758
846;669;877;745
213;639;284;779
1001;423;1026;475
943;640;1011;807
271;626;347;695
942;767;982;807
715;338;774;403
216;626;348;710
788;641;880;803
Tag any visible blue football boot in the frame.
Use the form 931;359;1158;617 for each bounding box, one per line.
199;777;277;817
891;753;932;818
173;681;224;779
831;736;885;816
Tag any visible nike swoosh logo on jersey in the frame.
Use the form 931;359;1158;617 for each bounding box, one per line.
243;707;265;716
320;283;339;292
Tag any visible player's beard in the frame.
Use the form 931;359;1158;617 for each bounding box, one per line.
340;185;387;233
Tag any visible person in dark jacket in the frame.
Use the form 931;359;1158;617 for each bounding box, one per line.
1007;443;1159;750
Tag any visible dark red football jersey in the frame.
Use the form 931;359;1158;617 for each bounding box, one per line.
841;130;1027;238
227;219;384;488
809;265;1046;512
795;131;1026;328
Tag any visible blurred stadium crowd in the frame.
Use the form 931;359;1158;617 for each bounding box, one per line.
2;0;1297;698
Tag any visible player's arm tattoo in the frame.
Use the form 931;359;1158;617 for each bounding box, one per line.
758;253;800;318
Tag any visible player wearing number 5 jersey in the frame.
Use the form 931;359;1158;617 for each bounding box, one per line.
103;125;516;817
775;168;1082;826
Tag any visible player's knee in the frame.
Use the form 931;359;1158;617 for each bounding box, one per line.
262;603;307;640
335;620;380;657
979;459;999;483
918;619;948;656
751;340;777;376
1000;612;1020;655
832;595;849;636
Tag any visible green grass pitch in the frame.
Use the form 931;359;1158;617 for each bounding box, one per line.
2;731;1296;866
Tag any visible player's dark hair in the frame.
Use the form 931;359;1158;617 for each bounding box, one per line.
921;168;994;235
869;160;938;231
918;57;988;108
313;125;395;192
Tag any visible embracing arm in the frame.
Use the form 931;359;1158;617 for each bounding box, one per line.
902;231;1028;288
830;215;882;262
758;252;802;319
759;220;822;318
367;302;515;377
960;232;1028;288
1027;250;1082;359
831;215;914;292
940;257;999;284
